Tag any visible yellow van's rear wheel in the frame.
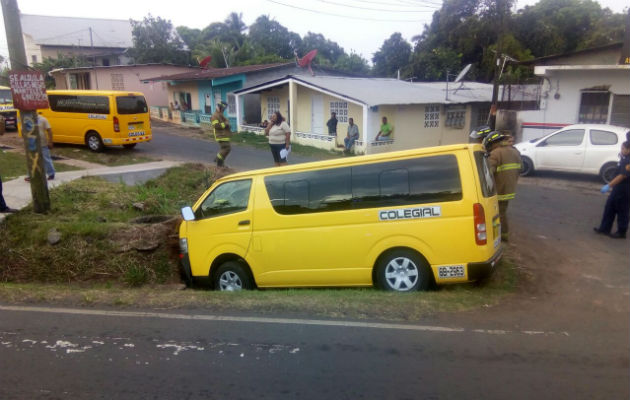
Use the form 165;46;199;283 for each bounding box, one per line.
123;143;137;149
376;249;431;292
85;131;104;152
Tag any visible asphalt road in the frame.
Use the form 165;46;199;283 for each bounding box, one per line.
1;125;628;399
133;123;324;170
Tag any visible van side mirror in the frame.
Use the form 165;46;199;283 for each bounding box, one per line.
181;206;195;221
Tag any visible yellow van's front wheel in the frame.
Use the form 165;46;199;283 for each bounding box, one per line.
214;261;254;291
376;249;431;292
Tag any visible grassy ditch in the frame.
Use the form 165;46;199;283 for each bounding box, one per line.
0;150;81;180
51;144;156;166
0;163;215;286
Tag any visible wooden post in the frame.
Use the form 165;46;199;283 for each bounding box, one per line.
1;0;50;212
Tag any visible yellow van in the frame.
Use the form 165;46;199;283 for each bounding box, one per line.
38;90;152;151
179;143;502;292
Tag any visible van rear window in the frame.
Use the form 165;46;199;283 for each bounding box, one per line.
265;155;462;215
116;96;148;114
474;151;496;197
49;95;109;114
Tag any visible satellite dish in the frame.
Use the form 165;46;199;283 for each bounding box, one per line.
296;49;318;76
454;64;472;83
199;56;212;69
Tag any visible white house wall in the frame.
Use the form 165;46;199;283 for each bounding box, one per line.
518;68;630;141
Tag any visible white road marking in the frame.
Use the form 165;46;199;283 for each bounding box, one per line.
0;304;561;336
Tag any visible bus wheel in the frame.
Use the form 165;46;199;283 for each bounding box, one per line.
123;143;137;149
86;132;104;152
214;261;253;291
376;249;430;292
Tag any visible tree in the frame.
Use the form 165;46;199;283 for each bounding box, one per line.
248;15;301;60
130;14;189;64
299;32;345;66
372;33;412;78
334;52;371;75
32;53;91;88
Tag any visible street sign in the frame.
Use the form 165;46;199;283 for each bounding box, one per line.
8;71;49;110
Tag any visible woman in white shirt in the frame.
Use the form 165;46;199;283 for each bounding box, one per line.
264;111;291;166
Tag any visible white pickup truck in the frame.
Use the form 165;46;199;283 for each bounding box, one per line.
515;124;630;183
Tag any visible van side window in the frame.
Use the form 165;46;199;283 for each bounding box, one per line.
474;151;496;198
590;130;618;145
265;155;462;215
48;95;110;114
195;179;252;220
116;96;148;114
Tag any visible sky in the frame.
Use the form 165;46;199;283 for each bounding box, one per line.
0;0;628;65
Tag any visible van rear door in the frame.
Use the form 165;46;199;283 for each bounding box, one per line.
114;95;150;140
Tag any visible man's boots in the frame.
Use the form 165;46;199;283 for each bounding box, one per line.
215;156;224;167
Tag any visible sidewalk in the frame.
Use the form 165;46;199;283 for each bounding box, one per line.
1;160;181;222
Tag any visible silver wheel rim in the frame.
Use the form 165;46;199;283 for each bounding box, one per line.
219;271;243;291
384;257;419;291
88;136;100;150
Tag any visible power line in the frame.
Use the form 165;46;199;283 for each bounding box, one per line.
315;0;439;11
343;0;438;6
266;0;433;21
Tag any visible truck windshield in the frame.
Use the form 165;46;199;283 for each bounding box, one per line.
0;89;13;104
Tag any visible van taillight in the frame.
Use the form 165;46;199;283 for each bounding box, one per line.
473;203;487;245
113;116;120;132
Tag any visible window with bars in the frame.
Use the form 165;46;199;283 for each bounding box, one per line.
445;106;466;128
330;101;348;123
578;92;610;124
424;104;440;128
227;94;236;115
111;74;124;90
267;96;280;120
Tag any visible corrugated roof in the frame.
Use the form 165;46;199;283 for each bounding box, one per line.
145;63;291;82
240;75;493;106
21;14;133;48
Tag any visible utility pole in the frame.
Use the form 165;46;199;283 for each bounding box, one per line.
488;0;507;130
1;0;50;212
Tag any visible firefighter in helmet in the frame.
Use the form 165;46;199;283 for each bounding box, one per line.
484;131;522;242
211;101;231;167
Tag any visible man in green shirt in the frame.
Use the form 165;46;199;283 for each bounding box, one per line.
375;116;393;141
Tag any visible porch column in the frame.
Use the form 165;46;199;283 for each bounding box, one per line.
235;93;242;132
362;105;369;154
289;79;297;137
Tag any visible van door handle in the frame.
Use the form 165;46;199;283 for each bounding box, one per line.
238;220;250;226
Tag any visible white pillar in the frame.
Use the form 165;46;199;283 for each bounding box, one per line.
235;93;242;132
289;79;296;138
362;105;369;154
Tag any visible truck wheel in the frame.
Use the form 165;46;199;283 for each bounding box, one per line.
86;132;104;152
376;249;431;292
600;162;617;183
520;157;534;176
214;261;253;291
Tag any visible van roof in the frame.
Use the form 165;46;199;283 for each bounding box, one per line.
220;143;484;182
46;90;146;97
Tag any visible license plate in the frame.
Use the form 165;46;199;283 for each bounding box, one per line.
438;265;465;279
128;131;145;137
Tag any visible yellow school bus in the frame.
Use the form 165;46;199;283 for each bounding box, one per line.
37;90;152;151
0;85;18;130
179;143;502;292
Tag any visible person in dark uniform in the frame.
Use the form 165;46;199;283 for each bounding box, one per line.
594;141;630;239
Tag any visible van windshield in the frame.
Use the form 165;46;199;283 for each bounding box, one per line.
0;89;12;104
474;151;495;197
116;96;148;114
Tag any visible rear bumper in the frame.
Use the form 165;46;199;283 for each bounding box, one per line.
104;134;152;146
467;247;503;281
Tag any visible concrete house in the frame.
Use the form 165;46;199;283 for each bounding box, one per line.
517;42;630;141
49;64;201;107
144;62;355;129
235;75;493;154
21;14;133;66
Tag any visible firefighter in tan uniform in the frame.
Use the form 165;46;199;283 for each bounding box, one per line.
484;132;522;242
211;101;231;167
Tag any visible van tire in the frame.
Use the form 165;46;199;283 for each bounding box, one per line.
520;157;534;176
86;131;104;152
123;143;137;149
214;261;253;291
376;249;431;292
600;162;617;183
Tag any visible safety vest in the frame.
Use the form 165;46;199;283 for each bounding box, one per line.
211;110;231;141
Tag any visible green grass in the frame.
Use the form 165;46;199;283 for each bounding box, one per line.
0;150;81;180
0;164;212;286
52;143;156;166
